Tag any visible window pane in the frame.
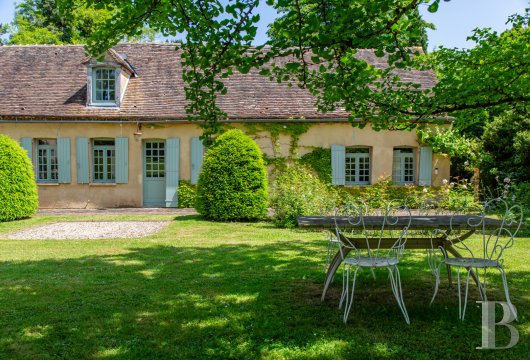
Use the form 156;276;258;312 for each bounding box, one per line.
93;68;117;103
36;141;58;182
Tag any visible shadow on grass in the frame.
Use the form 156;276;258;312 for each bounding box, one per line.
172;214;205;221
0;242;528;359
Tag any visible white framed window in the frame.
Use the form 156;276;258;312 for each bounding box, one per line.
345;147;370;185
92;67;117;105
92;139;115;182
393;148;415;184
36;139;58;182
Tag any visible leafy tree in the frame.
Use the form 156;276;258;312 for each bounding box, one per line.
480;109;530;188
6;0;155;45
53;1;530;139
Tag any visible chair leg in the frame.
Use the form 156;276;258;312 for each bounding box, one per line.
446;263;453;288
343;267;360;324
388;266;410;324
461;269;471;321
457;267;462;320
370;268;376;280
339;263;348;310
430;263;442;306
476;267;487;302
499;266;518;322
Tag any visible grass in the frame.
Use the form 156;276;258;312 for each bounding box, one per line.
0;214;528;359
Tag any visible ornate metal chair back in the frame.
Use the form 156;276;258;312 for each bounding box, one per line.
333;200;365;261
448;198;523;262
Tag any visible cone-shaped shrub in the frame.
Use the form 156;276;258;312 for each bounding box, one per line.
196;129;268;221
0;134;38;221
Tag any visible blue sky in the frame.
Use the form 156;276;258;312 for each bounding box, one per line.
1;0;528;49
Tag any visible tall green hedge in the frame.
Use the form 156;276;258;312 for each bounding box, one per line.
196;129;268;221
0;135;38;221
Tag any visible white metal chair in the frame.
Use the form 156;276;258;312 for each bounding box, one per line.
334;199;412;324
429;198;523;320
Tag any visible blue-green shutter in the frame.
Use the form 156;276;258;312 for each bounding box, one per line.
419;146;433;186
20;137;33;163
57;137;71;183
76;137;89;184
331;145;346;185
115;137;129;183
166;138;180;207
190;136;204;184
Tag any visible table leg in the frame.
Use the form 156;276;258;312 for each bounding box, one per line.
446;263;453;288
321;248;350;302
445;245;486;299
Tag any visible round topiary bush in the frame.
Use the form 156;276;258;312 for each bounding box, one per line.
0;134;39;221
196;129;268;221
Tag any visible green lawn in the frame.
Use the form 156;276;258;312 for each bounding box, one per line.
0;214;528;359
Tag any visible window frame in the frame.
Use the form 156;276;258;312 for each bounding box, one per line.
144;140;166;179
87;64;121;107
92;67;117;105
392;147;416;185
35;139;58;183
345;147;371;185
92;139;116;183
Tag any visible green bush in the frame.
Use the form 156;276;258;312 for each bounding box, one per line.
270;163;338;228
513;182;530;212
0;134;38;221
337;177;477;210
299;148;332;183
196;129;268;221
437;179;476;210
481;111;530;188
178;181;197;208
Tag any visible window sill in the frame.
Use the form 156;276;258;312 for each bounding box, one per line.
37;182;59;186
89;183;117;187
87;103;119;108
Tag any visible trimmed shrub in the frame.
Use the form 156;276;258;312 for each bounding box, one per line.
0;134;38;221
178;180;197;208
270;163;339;228
196;129;268;221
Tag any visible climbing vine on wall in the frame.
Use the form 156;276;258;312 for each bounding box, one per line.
243;122;312;158
299;147;332;183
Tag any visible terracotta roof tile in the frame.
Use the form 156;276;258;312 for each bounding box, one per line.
0;43;436;121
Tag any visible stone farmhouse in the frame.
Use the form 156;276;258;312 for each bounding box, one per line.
0;43;449;208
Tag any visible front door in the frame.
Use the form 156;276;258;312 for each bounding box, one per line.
143;140;166;207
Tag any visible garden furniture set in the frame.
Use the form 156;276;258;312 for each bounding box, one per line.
298;198;525;324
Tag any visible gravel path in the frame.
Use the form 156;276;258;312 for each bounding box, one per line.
7;221;170;240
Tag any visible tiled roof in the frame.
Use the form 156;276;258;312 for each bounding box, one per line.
0;43;437;121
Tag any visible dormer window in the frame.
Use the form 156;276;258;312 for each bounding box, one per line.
86;49;136;108
93;68;116;104
88;65;120;107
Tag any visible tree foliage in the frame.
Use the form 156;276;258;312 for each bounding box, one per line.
417;127;479;166
480;110;530;188
4;0;155;45
53;1;530;138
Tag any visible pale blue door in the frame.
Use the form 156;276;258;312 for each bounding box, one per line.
143;140;166;207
